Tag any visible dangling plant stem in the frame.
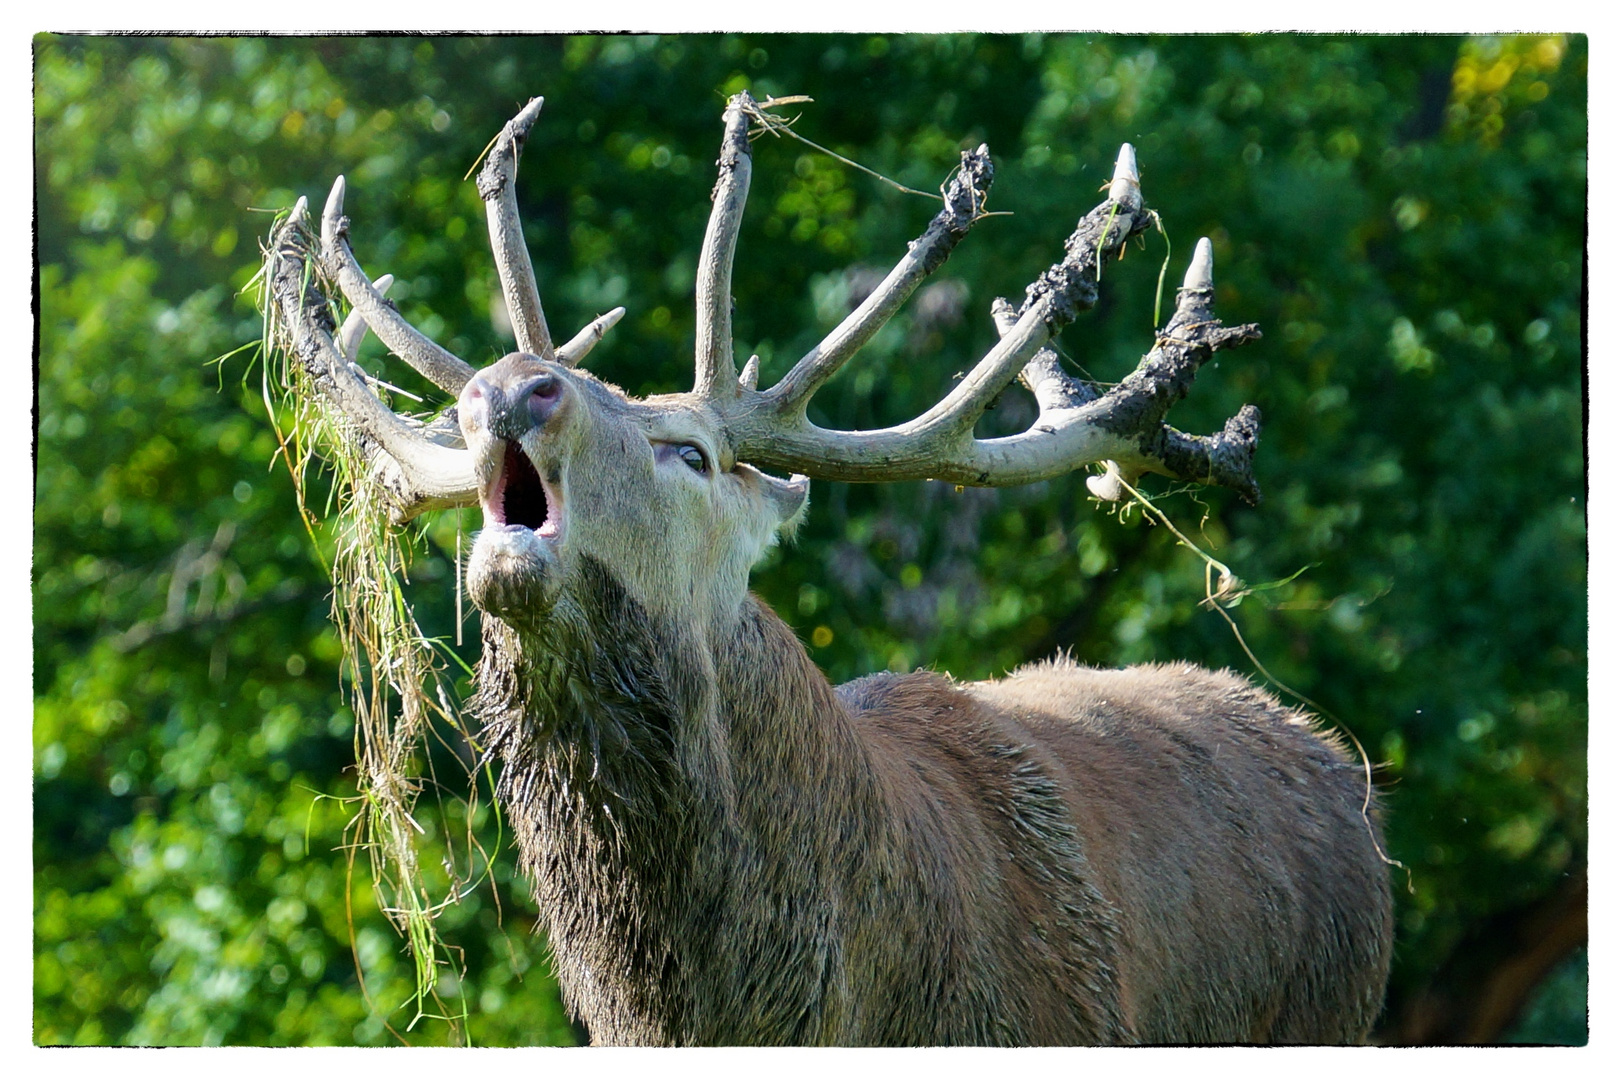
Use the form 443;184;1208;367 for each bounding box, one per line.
251;215;492;1043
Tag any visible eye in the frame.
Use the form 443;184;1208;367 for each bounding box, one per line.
677;444;709;474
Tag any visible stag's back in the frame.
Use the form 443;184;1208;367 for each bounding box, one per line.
970;658;1391;1042
842;657;1392;1044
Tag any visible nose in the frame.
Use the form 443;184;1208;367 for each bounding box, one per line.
462;364;564;441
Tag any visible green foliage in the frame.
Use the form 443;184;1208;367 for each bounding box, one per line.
35;33;1584;1044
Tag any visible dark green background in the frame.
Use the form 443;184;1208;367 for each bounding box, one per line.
34;34;1586;1045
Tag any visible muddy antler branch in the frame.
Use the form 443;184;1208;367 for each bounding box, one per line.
693;92;755;401
926;143;1146;434
707;142;1263;503
269;200;479;519
478;96;555;362
1080;236;1263;501
768;146;996;410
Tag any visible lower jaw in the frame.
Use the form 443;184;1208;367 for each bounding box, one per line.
467;528;558;620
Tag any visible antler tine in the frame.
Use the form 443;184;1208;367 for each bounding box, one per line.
340;273;438;404
555;306;627;367
905;142;1149;436
479;96;556;362
320;176;478;395
721;149;1264;503
1183;235;1215;292
991;296;1096;414
694;91;755;401
766;146;995;412
273;201;479;521
338;273;392;362
1109;143;1142;212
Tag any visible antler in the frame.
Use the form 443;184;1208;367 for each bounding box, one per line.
478;96;555;362
692;100;1264;503
267;197;479;518
693;93;755;400
269;91;1263;525
265;98;626;521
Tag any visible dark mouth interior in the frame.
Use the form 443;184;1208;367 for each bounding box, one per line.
501;442;550;530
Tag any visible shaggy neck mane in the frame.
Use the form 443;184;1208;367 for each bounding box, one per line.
469;556;872;1044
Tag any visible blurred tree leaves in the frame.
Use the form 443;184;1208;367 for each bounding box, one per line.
34;33;1585;1045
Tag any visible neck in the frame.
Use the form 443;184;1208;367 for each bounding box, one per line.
470;557;865;1044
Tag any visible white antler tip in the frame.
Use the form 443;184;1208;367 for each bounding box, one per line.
516;96;545;127
324;174;347;218
1182;237;1215;291
740;354;761;391
289;196;309;224
556;306;631;367
1109;144;1141;211
320;176;349;247
1114;143;1139;181
372;273;395;296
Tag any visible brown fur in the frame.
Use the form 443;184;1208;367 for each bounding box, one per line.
470;561;1391;1045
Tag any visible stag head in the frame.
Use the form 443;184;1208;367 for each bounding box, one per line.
458;352;809;626
266;92;1263;631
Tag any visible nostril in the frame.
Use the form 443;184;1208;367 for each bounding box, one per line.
470;368;563;440
528;372;562;427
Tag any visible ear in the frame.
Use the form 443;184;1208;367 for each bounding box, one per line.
741;465;810;539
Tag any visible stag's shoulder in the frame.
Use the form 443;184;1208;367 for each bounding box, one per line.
833;669;1023;757
835;668;962;715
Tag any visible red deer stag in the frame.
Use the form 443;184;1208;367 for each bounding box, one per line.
266;92;1393;1045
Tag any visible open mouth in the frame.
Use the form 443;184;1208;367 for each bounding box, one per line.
485;440;561;539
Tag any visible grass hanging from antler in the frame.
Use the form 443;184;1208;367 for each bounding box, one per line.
250;210;496;1042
